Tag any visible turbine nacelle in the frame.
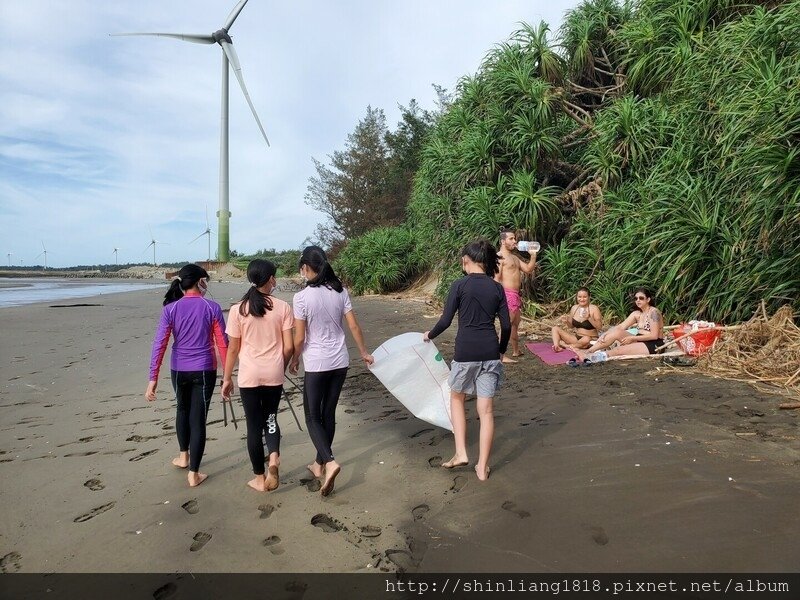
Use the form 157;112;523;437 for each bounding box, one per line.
212;29;233;44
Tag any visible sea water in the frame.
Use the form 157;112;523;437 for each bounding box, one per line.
0;278;164;308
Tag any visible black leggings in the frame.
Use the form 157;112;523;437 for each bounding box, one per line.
171;370;216;472
303;368;348;465
239;385;282;475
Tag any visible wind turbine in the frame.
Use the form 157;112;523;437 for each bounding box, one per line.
190;206;214;263
113;0;270;263
143;230;167;267
35;242;49;270
7;252;11;267
112;247;121;266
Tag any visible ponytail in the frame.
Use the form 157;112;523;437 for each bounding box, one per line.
163;264;209;305
461;239;500;277
239;259;276;317
299;246;343;293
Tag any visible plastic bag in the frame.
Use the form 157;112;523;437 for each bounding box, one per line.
369;332;453;431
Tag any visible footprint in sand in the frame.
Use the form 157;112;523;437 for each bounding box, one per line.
385;549;415;573
428;433;448;447
412;504;429;521
501;501;531;518
311;513;343;533
262;535;285;555
74;501;116;523
258;504;276;519
449;476;466;493
409;428;434;439
300;477;322;492
64;451;98;457
189;531;212;552
428;456;442;467
359;525;382;538
152;582;178;600
129;449;158;462
587;525;609;546
83;479;105;491
182;499;199;515
0;551;22;573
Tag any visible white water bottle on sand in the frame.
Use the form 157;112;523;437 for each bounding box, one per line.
517;241;540;253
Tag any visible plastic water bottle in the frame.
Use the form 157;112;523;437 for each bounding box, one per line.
517;241;540;253
589;350;608;363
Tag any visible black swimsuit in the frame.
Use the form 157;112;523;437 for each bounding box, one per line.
571;317;594;329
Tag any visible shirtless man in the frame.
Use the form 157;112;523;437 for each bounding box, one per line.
495;229;537;362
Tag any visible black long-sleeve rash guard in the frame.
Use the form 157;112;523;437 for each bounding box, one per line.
428;274;512;362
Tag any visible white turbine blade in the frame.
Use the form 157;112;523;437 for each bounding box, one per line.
35;252;44;260
190;231;206;244
223;0;250;31
220;41;270;146
111;33;215;44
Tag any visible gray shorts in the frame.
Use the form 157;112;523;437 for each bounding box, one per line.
448;360;503;398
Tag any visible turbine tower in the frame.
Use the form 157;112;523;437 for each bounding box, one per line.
112;247;121;266
113;0;270;263
7;252;11;267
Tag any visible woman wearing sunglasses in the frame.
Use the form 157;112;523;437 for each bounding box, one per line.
577;287;663;359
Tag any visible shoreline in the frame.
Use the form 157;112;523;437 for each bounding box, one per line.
1;282;799;573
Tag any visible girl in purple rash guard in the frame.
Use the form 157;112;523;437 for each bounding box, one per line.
145;264;228;487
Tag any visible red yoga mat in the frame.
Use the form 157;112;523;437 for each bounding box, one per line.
525;342;578;365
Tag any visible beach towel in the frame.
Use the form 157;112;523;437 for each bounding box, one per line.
525;342;578;366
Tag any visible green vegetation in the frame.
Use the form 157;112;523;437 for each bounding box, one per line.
232;248;302;277
335;0;799;323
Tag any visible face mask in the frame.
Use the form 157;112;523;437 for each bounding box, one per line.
198;278;208;297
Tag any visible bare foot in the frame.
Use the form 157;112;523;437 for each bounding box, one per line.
265;466;280;491
502;356;518;364
188;471;208;487
442;456;469;468
307;462;324;478
512;352;523;358
320;462;340;497
475;465;491;481
172;453;189;468
247;475;267;492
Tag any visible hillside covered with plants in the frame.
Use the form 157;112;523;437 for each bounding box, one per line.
334;0;799;323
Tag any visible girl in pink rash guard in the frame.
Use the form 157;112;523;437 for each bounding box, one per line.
146;264;228;487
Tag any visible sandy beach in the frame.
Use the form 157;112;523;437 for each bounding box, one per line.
1;280;799;575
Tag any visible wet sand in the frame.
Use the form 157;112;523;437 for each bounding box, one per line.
1;281;799;573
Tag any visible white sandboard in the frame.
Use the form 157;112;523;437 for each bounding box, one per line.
369;332;453;431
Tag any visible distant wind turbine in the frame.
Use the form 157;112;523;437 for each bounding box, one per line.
35;242;49;270
112;247;121;266
143;229;168;267
190;206;214;263
7;252;11;267
112;0;270;264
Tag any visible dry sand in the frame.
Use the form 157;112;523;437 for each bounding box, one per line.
1;280;799;574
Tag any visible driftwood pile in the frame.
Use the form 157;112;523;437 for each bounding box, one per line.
694;304;800;403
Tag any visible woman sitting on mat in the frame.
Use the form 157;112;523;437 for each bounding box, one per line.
551;287;602;351
577;286;664;360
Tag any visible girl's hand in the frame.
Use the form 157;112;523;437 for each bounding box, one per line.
221;379;233;401
622;336;633;345
288;356;300;375
423;331;430;342
145;381;157;402
362;353;374;366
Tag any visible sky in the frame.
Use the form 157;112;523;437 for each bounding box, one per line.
1;0;580;268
